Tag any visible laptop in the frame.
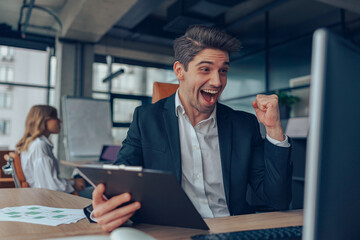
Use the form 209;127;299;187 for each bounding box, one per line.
98;145;122;164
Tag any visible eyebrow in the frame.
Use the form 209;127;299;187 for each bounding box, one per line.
196;61;230;66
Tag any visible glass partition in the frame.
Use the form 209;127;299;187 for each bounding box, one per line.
222;52;266;100
269;36;312;91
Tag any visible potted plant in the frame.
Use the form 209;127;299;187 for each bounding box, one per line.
275;91;300;119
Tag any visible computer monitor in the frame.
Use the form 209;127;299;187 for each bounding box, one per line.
303;29;360;239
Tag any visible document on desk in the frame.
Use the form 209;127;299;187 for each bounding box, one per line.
0;205;86;226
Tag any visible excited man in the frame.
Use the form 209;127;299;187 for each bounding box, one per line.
91;25;292;232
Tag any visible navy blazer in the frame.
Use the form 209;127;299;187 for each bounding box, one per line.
115;94;292;215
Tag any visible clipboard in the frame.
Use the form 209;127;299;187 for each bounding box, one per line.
76;164;209;230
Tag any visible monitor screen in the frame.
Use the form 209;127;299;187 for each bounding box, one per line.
303;29;360;239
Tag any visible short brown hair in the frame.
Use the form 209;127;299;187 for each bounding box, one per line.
173;25;241;70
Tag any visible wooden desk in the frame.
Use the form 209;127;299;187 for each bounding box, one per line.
60;160;98;167
137;209;303;239
0;188;303;240
0;188;104;240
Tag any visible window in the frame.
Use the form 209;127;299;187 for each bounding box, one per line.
92;59;176;143
111;64;146;95
0;46;14;61
112;99;142;123
50;56;57;87
92;62;109;92
0;65;14;82
0;120;11;135
0;91;12;109
0;45;54;149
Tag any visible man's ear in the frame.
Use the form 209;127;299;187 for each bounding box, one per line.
173;61;185;81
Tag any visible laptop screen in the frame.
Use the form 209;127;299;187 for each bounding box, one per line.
99;145;121;163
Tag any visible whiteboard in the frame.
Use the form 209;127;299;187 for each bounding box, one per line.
62;96;113;160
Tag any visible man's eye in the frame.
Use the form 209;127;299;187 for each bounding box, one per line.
200;68;209;72
220;69;228;73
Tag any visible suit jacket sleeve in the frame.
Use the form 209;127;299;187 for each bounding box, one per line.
249;114;293;210
114;107;144;166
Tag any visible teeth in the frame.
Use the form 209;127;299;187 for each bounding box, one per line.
203;89;218;94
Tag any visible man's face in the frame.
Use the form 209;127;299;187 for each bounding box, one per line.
175;48;229;115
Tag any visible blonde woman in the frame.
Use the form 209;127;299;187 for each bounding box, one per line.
16;105;85;194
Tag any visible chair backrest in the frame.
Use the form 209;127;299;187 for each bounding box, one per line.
152;82;179;103
4;152;28;188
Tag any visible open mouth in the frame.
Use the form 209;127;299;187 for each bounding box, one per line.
200;89;219;104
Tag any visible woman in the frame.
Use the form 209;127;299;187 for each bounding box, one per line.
16;105;85;194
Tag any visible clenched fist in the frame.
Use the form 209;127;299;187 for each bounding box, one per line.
252;94;284;141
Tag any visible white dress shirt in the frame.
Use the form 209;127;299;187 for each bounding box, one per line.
21;135;74;193
175;91;289;218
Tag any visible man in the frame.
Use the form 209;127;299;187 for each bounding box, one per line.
91;25;292;232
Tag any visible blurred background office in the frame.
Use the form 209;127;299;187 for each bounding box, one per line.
1;0;359;209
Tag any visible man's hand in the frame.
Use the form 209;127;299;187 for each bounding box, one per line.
92;183;141;232
252;94;284;141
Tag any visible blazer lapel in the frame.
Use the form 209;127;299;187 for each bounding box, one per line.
163;94;182;183
217;103;232;206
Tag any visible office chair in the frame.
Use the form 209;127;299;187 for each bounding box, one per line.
2;152;28;188
152;82;179;103
0;150;15;188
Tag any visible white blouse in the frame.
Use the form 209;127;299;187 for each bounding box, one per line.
20;135;74;193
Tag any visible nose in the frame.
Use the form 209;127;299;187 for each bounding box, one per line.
208;72;222;87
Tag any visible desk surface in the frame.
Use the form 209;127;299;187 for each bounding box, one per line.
60;160;98;167
0;188;303;240
0;188;103;240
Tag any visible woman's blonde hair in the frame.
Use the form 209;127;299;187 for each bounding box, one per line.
16;105;58;152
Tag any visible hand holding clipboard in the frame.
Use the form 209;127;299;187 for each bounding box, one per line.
77;164;209;231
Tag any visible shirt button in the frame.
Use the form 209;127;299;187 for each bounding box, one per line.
197;174;200;179
193;145;199;150
202;201;206;205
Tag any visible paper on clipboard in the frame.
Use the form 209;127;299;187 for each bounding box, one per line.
285;117;309;138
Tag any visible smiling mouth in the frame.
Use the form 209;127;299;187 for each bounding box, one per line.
201;89;219;104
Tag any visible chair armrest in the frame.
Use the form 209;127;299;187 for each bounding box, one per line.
2;157;13;175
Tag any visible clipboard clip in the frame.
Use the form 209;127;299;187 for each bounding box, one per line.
102;164;143;172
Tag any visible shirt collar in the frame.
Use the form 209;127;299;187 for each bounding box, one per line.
175;89;185;117
39;135;53;148
175;90;217;128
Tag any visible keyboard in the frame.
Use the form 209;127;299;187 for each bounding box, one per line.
191;226;302;240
